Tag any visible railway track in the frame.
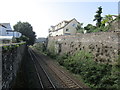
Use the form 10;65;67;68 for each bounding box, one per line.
28;48;56;89
31;48;84;89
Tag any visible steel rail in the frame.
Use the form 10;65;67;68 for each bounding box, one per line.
29;48;56;89
34;50;84;89
28;49;44;89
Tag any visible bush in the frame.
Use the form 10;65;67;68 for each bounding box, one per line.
92;25;109;32
34;43;119;89
33;43;47;53
46;51;57;59
57;53;68;65
54;50;118;89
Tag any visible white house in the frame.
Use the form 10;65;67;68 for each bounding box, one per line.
0;23;21;38
0;23;22;43
48;18;79;36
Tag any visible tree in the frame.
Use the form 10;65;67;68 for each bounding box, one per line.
76;23;84;33
93;6;103;27
84;24;96;33
101;15;113;26
13;21;36;45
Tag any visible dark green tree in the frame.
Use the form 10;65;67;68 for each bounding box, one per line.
84;24;96;33
13;21;36;45
76;23;84;33
93;6;103;27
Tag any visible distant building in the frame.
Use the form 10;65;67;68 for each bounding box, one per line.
48;18;79;36
36;37;47;43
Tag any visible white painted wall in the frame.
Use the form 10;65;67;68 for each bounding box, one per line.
56;29;64;36
49;29;64;36
0;26;7;36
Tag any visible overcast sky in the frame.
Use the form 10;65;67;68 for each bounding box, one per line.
0;0;119;38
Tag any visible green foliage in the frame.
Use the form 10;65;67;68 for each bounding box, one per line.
46;49;57;59
33;42;57;59
34;42;119;89
84;19;110;33
110;55;120;89
15;38;21;43
33;43;46;53
80;7;117;33
13;21;36;45
84;24;96;33
101;14;113;26
19;35;29;42
57;53;68;65
45;43;58;59
76;23;84;33
53;50;119;89
92;25;109;32
2;43;26;52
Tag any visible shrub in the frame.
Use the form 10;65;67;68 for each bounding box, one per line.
55;50;118;89
56;53;68;65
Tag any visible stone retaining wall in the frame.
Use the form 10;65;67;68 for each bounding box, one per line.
47;32;120;64
1;44;26;89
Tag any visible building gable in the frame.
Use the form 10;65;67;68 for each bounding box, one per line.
63;19;78;35
48;18;79;36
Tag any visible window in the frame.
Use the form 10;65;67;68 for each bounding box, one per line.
49;33;52;36
66;29;69;31
64;33;71;35
72;24;76;27
7;32;9;34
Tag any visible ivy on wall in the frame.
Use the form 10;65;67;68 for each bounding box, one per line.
2;42;26;52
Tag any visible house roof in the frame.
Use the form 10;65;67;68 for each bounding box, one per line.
0;23;12;30
0;24;7;28
54;18;79;31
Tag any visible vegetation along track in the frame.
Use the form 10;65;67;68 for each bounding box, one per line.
28;48;56;89
32;48;84;89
